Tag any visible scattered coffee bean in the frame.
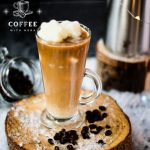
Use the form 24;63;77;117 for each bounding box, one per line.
54;133;60;140
61;128;66;132
86;111;92;115
54;146;60;150
48;138;54;145
98;139;105;145
97;126;103;132
144;145;149;150
81;127;89;133
90;128;97;134
67;144;74;150
60;129;66;136
70;139;77;145
68;130;77;136
89;124;97;129
60;136;67;144
99;106;106;111
86;109;103;123
91;130;99;134
102;113;108;119
82;133;90;139
93;109;100;115
81;126;90;139
86;111;95;123
106;125;111;129
90;126;103;134
105;130;112;136
73;134;79;140
53;129;78;145
93;110;101;121
82;126;89;132
88;119;95;123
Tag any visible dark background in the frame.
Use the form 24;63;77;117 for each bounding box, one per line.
0;0;107;59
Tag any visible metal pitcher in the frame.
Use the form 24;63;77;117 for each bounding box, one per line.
105;0;150;57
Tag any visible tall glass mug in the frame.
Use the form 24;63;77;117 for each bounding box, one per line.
36;22;102;128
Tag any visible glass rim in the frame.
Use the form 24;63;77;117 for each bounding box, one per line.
35;21;91;46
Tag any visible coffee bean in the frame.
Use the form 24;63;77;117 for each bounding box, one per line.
97;126;103;132
93;109;100;114
81;126;90;139
90;126;103;134
86;111;93;119
81;130;89;135
71;140;77;145
93;110;101;121
86;111;92;116
54;146;60;150
82;133;90;139
81;126;89;136
68;130;77;135
67;130;78;141
86;109;106;123
105;130;112;136
69;138;77;145
72;134;79;140
102;113;107;119
54;133;60;140
89;124;97;129
60;130;66;136
106;125;111;129
144;145;149;150
81;130;87;136
48;138;54;145
60;137;66;144
98;139;105;145
99;106;106;111
61;128;66;132
90;130;98;134
86;111;95;123
82;126;89;132
88;118;95;123
67;144;74;150
53;129;79;145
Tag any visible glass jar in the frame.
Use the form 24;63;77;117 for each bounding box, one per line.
0;47;41;103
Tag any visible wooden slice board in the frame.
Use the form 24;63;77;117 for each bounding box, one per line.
5;93;132;150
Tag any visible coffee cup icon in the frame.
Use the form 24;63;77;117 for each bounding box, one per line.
13;0;33;18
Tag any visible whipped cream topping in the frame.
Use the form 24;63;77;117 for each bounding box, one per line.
37;20;82;42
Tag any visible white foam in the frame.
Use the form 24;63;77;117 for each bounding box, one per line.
37;20;82;42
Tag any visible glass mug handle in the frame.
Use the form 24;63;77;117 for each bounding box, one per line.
79;68;102;105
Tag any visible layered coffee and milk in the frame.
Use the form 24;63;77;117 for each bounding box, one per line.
36;20;90;119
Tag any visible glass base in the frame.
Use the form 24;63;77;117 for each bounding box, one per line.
40;109;85;130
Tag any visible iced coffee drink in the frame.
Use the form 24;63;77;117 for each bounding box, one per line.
36;20;102;127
